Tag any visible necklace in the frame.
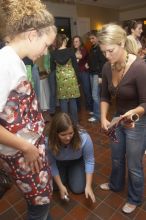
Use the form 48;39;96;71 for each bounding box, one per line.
111;52;129;106
111;52;129;72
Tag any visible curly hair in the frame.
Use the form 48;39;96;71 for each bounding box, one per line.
0;0;55;40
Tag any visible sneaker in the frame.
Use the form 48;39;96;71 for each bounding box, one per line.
89;111;94;116
122;203;136;214
88;117;97;122
100;183;110;191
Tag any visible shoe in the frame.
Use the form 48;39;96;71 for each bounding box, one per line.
100;183;110;190
89;111;94;116
122;203;136;214
88;117;97;122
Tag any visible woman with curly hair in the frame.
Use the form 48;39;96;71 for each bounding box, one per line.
0;0;56;219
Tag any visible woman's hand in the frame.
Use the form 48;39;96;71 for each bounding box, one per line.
85;185;96;203
23;143;43;174
59;185;69;200
101;118;110;131
75;50;82;60
121;110;136;128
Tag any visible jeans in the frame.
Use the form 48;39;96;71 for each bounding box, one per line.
109;116;146;205
27;203;51;220
78;72;93;112
59;98;78;123
90;74;100;119
56;157;86;194
48;70;56;114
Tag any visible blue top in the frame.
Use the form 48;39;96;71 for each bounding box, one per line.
48;131;95;176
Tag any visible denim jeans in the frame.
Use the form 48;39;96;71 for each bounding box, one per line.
56;157;86;194
78;72;93;112
27;203;51;220
48;70;56;114
109;116;146;205
90;74;100;119
59;98;78;123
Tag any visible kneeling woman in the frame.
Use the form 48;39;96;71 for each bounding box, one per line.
48;112;95;203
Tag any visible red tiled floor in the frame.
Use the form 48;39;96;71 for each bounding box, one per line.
1;108;146;220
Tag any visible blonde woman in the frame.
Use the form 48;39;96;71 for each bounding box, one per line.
0;0;56;219
98;24;146;214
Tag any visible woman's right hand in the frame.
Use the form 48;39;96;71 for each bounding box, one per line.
101;118;110;131
23;143;43;174
59;185;69;200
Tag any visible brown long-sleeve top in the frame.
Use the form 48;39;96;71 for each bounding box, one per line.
101;58;146;115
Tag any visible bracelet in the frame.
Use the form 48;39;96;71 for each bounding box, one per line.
130;113;139;122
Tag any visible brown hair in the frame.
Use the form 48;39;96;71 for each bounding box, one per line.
48;112;81;155
72;35;84;49
0;0;55;40
88;30;98;37
127;20;143;35
55;34;68;49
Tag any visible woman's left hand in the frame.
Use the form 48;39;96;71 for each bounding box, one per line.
121;110;136;128
85;186;96;203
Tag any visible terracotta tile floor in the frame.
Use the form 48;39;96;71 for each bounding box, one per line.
1;109;146;220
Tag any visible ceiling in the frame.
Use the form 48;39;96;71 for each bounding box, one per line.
47;0;146;9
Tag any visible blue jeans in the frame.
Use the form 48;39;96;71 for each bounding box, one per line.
56;157;86;194
109;116;146;205
78;72;93;112
48;70;56;114
27;203;51;220
59;98;78;123
90;74;100;119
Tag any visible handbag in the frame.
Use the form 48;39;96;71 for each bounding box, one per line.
0;169;12;198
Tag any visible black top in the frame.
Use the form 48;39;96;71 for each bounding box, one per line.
101;58;146;115
88;44;106;77
50;48;79;74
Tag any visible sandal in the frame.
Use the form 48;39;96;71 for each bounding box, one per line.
100;183;110;191
122;203;136;214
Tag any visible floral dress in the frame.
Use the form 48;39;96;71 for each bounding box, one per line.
56;59;80;99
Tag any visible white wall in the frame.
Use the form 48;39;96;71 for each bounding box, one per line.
77;17;90;37
119;6;146;21
45;1;78;36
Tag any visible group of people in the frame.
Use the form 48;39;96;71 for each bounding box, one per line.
0;0;146;219
43;30;106;124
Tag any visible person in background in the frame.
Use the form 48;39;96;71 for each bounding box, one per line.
88;30;106;122
0;0;56;219
23;57;41;104
23;57;34;87
98;23;146;214
44;41;56;115
72;35;93;113
47;112;95;203
127;20;143;56
50;34;80;124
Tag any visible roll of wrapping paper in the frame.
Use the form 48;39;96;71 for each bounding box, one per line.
122;113;139;124
104;113;139;143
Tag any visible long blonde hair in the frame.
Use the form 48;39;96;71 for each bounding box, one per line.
98;23;137;55
0;0;55;40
